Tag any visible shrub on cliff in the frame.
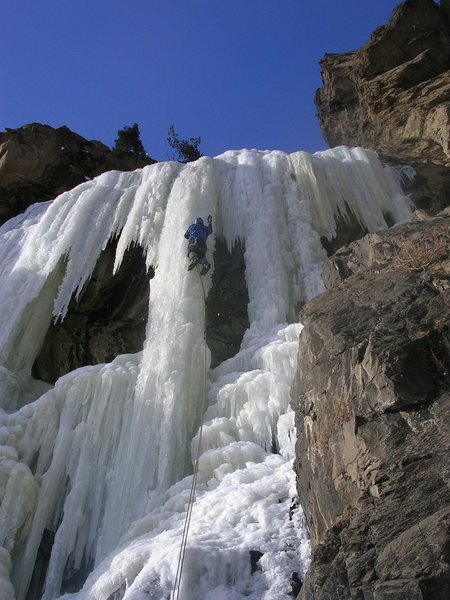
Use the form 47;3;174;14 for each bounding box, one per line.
167;125;203;162
112;123;148;157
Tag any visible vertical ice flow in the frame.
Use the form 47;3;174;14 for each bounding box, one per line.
0;148;413;600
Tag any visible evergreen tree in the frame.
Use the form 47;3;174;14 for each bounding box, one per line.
167;125;203;162
112;123;147;157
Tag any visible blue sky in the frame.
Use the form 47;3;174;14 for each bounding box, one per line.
2;0;400;160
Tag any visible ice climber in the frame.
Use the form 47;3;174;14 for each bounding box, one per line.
184;215;213;275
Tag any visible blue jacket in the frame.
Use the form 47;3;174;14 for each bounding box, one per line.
184;220;213;244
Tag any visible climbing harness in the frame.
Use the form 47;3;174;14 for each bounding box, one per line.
171;271;209;600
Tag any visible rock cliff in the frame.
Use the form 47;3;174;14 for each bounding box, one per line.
293;210;450;599
295;1;450;597
0;123;155;225
315;0;450;213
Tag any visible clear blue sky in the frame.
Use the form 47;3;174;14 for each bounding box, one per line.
2;0;401;160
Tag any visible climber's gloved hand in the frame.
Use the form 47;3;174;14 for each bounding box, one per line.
207;214;212;224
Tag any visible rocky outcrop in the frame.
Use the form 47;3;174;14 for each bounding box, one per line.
315;0;450;212
316;0;450;163
0;123;155;224
292;210;450;599
295;5;450;595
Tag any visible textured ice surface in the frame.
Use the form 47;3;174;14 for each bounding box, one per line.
0;148;412;600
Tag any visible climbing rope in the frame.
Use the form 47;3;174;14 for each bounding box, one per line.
171;267;209;600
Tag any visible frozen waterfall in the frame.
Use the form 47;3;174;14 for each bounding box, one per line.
0;147;413;600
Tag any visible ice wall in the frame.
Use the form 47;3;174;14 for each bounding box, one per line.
0;148;413;600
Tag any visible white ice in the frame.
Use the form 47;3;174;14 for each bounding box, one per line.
0;147;413;600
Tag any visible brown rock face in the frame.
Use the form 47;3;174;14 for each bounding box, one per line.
0;123;156;224
32;241;153;384
316;0;450;163
315;0;450;212
292;211;450;599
